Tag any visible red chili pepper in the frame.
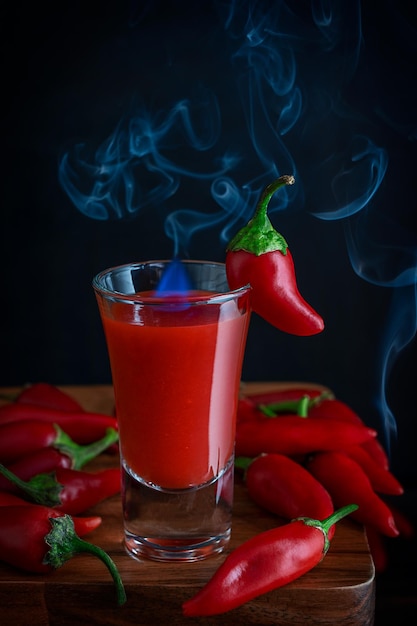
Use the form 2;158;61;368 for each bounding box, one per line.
235;416;376;457
0;492;29;506
226;176;324;336
236;397;265;422
0;449;73;491
0;463;121;514
239;453;335;538
256;392;390;468
307;451;399;537
0;507;126;604
0;403;118;444
16;383;84;413
183;504;357;616
308;397;389;469
237;389;328;423
389;505;414;539
344;444;403;496
0;420;118;466
0;499;102;536
365;505;414;574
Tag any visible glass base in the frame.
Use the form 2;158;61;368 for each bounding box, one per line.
122;457;234;562
125;529;231;562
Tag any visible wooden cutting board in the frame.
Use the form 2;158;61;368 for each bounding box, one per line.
0;383;375;625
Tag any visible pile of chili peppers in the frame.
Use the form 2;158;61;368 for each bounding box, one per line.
0;382;126;605
183;385;413;617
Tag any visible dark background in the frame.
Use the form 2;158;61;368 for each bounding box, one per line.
1;1;416;618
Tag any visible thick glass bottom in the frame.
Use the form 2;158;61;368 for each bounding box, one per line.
122;456;234;562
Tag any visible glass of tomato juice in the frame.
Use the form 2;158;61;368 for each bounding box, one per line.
93;260;251;561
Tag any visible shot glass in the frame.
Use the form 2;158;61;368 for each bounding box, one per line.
93;260;251;561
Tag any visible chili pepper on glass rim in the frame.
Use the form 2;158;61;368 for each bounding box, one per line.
226;175;324;336
183;504;357;617
0;507;126;605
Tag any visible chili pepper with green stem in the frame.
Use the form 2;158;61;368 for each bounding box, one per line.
16;383;84;413
258;391;390;470
0;507;126;605
0;449;73;490
183;504;357;616
245;387;330;412
0;494;103;534
307;451;399;537
237;453;335;537
237;388;327;423
0;420;118;465
226;176;324;336
0;403;118;444
235;415;377;457
0;464;121;514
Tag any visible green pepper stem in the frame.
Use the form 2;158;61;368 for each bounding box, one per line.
234;456;254;471
320;503;359;532
255;175;295;219
258;390;334;418
44;515;126;605
53;425;119;469
0;463;63;506
296;504;359;554
226;175;295;256
297;395;310;418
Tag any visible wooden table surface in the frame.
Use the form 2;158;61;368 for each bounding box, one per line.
0;383;375;625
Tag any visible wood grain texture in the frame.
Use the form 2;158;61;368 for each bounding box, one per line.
0;383;375;625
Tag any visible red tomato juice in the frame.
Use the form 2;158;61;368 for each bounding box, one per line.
100;295;250;489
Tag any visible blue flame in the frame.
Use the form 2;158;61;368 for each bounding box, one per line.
156;258;192;296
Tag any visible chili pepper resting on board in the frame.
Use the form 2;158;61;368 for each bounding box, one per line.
0;464;121;514
343;444;403;496
237;388;328;423
307;396;389;469
16;382;84;412
307;451;399;537
0;403;118;444
0;420;118;465
0;507;126;605
0;449;73;490
235;415;376;458
183;504;357;617
254;389;390;471
237;453;335;537
0;495;102;534
226;175;324;336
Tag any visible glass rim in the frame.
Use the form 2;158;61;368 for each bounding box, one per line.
92;259;251;306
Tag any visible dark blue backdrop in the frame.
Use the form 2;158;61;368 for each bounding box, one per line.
1;0;416;495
